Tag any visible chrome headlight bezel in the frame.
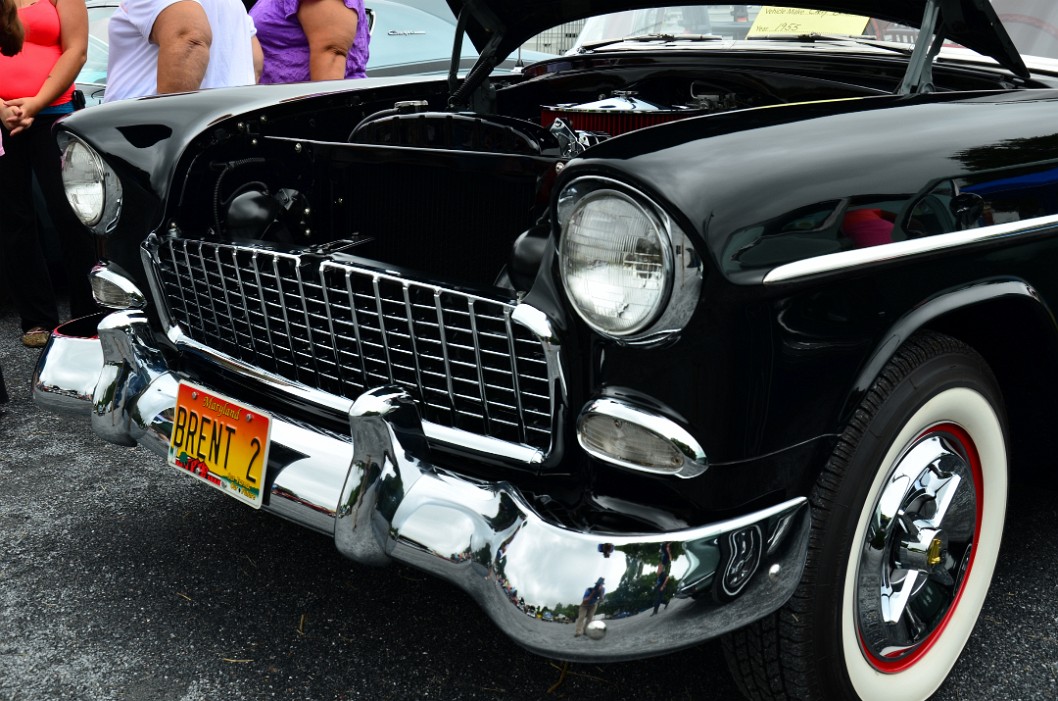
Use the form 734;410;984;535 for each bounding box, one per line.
557;176;702;344
59;131;123;235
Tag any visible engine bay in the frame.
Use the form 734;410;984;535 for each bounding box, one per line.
173;57;940;293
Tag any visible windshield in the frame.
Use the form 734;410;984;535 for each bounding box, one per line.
570;3;1058;63
995;0;1058;61
574;5;760;45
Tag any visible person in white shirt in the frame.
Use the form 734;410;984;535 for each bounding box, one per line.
104;0;262;102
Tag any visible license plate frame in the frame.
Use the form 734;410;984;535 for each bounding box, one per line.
167;382;272;508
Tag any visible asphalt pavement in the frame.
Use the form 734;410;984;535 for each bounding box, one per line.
1;302;1056;701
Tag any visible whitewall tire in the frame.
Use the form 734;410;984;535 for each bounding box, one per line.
723;332;1008;701
841;386;1007;700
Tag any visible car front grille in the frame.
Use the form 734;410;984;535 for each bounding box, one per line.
152;239;555;452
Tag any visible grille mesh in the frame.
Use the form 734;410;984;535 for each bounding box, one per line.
154;239;554;450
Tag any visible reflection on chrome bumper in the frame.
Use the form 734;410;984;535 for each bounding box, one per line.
33;311;811;662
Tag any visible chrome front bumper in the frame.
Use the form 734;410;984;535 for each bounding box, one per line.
34;311;810;662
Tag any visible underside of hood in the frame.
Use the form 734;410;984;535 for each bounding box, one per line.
449;0;1028;79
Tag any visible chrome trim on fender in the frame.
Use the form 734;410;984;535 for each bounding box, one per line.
32;313;811;662
764;213;1058;285
577;397;708;478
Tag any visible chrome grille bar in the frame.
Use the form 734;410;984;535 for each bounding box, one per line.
152;239;556;452
505;310;529;446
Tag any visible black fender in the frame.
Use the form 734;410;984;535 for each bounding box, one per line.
840;276;1058;474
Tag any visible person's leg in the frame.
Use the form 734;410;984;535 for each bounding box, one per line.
0;122;60;338
575;604;587;636
28;114;98;320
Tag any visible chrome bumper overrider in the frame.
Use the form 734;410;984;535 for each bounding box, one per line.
33;311;810;661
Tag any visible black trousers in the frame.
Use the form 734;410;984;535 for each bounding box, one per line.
0;112;97;333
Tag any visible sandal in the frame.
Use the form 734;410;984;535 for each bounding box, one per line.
21;327;49;348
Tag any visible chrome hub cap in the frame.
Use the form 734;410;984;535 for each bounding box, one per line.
856;425;980;670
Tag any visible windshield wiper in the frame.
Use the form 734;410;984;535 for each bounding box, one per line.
577;33;723;53
749;33;914;56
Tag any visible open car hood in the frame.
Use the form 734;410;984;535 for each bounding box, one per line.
450;0;1028;78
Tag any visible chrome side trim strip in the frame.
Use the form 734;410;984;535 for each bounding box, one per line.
764;213;1058;285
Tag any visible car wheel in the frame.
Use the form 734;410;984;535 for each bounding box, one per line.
723;332;1008;701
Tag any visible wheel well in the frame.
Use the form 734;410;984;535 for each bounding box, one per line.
927;297;1058;481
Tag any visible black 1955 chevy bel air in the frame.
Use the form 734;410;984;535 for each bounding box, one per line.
33;1;1058;698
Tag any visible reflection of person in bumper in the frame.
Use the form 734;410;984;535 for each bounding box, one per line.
652;542;672;615
575;577;606;637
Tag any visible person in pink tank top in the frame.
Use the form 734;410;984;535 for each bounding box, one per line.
0;0;97;348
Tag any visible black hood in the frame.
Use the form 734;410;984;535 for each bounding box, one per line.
450;0;1028;78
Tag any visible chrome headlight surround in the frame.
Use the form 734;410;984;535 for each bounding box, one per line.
557;176;702;344
59;132;123;235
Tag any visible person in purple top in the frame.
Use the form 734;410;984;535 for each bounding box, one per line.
249;0;369;83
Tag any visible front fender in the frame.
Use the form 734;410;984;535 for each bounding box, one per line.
843;277;1058;421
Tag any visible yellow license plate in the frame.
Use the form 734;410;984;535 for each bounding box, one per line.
167;382;272;509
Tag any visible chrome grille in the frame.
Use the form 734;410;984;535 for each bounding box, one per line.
153;239;554;451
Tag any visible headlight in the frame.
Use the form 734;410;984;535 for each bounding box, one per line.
559;187;671;336
558;177;702;342
60;133;122;234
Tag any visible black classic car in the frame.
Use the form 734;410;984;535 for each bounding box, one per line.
33;1;1058;699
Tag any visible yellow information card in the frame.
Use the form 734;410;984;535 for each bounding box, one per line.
748;6;870;37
